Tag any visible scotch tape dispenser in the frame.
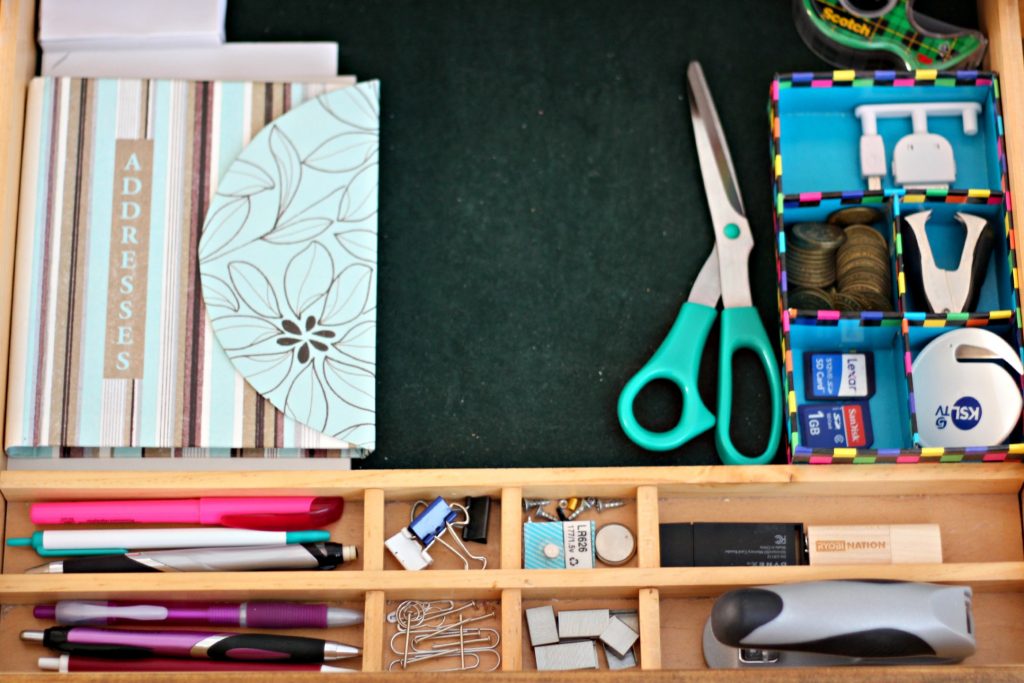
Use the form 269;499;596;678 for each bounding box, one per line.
911;328;1023;448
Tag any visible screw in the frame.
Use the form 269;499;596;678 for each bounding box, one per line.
533;508;558;522
566;498;594;521
522;498;551;511
593;498;626;513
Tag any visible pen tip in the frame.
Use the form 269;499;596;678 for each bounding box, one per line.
38;657;61;672
26;562;57;574
21;630;45;642
324;642;361;660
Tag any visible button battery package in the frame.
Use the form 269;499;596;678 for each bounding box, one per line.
523;521;595;569
798;401;873;448
804;351;874;400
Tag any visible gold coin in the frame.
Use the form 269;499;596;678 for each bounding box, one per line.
843;224;888;250
788;288;833;310
859;291;894;311
830;292;862;311
790;222;847;251
828;206;884;227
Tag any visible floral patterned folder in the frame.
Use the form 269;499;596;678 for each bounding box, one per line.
6;77;379;459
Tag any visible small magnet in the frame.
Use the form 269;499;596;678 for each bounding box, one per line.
600;615;640;657
462;496;491;544
525;605;559;647
558;609;610;639
534;640;599;671
605;643;638;670
595;523;636;566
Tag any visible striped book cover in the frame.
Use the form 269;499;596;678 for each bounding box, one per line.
6;77;378;460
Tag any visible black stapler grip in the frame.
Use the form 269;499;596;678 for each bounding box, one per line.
703;580;976;668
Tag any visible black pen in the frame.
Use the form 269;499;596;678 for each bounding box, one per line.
23;625;360;662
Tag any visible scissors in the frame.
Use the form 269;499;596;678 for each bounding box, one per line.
617;61;782;465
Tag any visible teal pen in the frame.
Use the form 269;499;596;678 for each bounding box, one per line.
8;528;329;557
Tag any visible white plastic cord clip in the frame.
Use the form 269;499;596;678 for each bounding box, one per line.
854;102;982;190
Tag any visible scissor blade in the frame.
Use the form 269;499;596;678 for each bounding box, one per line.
686;61;745;217
686;61;753;309
688;246;722;308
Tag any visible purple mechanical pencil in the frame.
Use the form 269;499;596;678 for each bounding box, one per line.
22;625;361;662
34;600;363;629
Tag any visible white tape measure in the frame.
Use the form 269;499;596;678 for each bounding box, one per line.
912;329;1023;448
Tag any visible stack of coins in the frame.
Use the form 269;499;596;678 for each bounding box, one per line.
835;225;892;311
786;206;893;312
786;222;845;288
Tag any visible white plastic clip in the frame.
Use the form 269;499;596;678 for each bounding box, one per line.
854;102;982;190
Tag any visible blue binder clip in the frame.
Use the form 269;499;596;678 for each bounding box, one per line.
409;497;459;546
385;496;487;571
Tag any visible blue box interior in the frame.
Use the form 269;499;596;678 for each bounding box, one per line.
789;320;912;449
782;198;897;310
906;322;1023;446
778;85;1000;195
898;200;1013;314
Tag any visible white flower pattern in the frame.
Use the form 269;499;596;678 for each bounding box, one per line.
198;82;379;449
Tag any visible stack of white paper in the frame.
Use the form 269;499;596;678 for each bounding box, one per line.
39;0;227;50
43;44;347;82
38;0;344;82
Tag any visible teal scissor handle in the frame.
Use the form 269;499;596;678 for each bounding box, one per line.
618;302;717;451
715;305;783;465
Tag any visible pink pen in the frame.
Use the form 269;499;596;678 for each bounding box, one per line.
30;497;344;531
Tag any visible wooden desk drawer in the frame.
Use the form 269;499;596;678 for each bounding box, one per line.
2;465;1023;678
2;0;1024;679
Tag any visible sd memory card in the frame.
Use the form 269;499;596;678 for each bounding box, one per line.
804;351;875;400
798;401;873;448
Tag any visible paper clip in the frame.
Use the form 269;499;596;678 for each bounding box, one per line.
387;599;501;672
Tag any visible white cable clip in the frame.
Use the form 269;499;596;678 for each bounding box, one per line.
854;102;982;190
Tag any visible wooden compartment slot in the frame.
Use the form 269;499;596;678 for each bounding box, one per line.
381;596;502;673
519;492;640;570
383;494;501;571
520;594;642;671
1;499;367;574
658;491;1024;565
659;585;1024;670
0;599;366;674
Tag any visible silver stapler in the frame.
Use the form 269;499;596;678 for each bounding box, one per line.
703;580;975;668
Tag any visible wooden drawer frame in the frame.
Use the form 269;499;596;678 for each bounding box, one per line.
1;0;1024;680
2;465;1024;678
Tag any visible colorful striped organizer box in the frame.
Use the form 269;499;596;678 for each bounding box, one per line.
769;70;1022;464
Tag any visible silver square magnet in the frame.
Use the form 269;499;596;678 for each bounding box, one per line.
535;640;599;671
600;615;639;657
557;608;610;639
525;605;559;647
604;643;638;670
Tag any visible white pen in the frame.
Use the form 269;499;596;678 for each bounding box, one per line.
8;528;329;556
